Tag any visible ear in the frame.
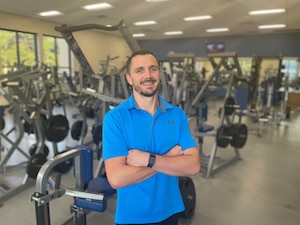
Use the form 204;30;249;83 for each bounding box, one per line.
126;73;132;85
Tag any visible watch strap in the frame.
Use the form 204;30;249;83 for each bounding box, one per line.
147;154;156;168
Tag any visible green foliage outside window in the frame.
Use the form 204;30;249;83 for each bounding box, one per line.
0;30;17;73
43;36;57;67
0;30;37;74
18;32;36;66
0;29;71;76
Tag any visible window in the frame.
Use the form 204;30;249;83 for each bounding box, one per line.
238;58;253;76
0;29;37;74
282;58;299;81
43;35;72;77
18;32;37;67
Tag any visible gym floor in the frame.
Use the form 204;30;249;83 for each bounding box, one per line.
0;100;299;225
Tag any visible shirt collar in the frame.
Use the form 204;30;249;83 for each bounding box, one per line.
127;94;173;112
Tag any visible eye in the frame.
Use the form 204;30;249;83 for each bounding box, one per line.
149;66;159;72
135;67;144;73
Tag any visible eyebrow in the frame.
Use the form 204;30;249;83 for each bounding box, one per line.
133;65;158;71
134;66;144;72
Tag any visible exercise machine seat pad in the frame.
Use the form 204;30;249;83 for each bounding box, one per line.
87;177;116;197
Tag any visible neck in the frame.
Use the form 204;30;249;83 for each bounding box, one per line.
134;94;159;116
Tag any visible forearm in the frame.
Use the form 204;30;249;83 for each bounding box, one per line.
127;146;200;177
106;146;200;189
104;157;156;189
152;149;200;176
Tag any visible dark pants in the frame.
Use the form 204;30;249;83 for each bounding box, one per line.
116;213;179;225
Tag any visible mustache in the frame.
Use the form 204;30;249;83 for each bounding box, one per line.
140;78;156;84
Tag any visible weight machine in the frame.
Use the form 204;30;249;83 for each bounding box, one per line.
189;52;249;178
0;69;39;205
166;52;202;111
0;65;71;205
30;146;114;225
30;144;196;225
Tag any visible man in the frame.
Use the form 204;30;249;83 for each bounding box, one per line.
103;49;200;225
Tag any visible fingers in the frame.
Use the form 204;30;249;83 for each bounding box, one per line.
126;149;149;167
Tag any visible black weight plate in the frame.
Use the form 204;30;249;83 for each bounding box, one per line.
53;150;73;174
45;115;69;143
92;124;102;145
179;176;196;219
71;120;87;140
230;123;248;148
216;125;230;148
26;153;47;179
224;96;235;115
29;143;50;156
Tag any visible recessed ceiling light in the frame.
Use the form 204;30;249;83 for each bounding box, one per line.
164;31;183;35
38;10;62;17
206;28;229;32
184;15;212;21
249;8;285;15
258;24;286;29
134;21;157;26
133;33;146;37
83;3;113;10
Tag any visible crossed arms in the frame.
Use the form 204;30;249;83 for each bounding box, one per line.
104;145;200;189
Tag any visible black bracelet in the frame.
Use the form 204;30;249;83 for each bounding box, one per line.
147;154;156;168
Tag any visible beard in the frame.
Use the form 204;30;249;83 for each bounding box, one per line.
132;78;160;97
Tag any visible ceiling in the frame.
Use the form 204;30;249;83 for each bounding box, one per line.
1;0;300;40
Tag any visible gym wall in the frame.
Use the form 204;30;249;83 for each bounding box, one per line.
138;33;300;61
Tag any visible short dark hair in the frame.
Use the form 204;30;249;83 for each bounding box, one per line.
126;49;159;74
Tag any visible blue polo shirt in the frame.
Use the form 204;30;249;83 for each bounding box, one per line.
103;94;197;224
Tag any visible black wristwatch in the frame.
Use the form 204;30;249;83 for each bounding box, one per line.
147;154;156;168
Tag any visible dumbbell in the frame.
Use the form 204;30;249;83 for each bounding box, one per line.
216;123;248;148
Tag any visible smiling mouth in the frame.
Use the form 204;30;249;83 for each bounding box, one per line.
141;79;156;86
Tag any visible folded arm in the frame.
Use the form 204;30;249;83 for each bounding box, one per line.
104;145;200;189
127;145;200;176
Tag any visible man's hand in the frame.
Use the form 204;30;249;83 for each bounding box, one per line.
126;149;150;167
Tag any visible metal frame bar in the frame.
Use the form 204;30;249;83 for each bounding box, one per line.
31;149;82;225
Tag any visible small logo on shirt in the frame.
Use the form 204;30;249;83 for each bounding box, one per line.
168;120;174;125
